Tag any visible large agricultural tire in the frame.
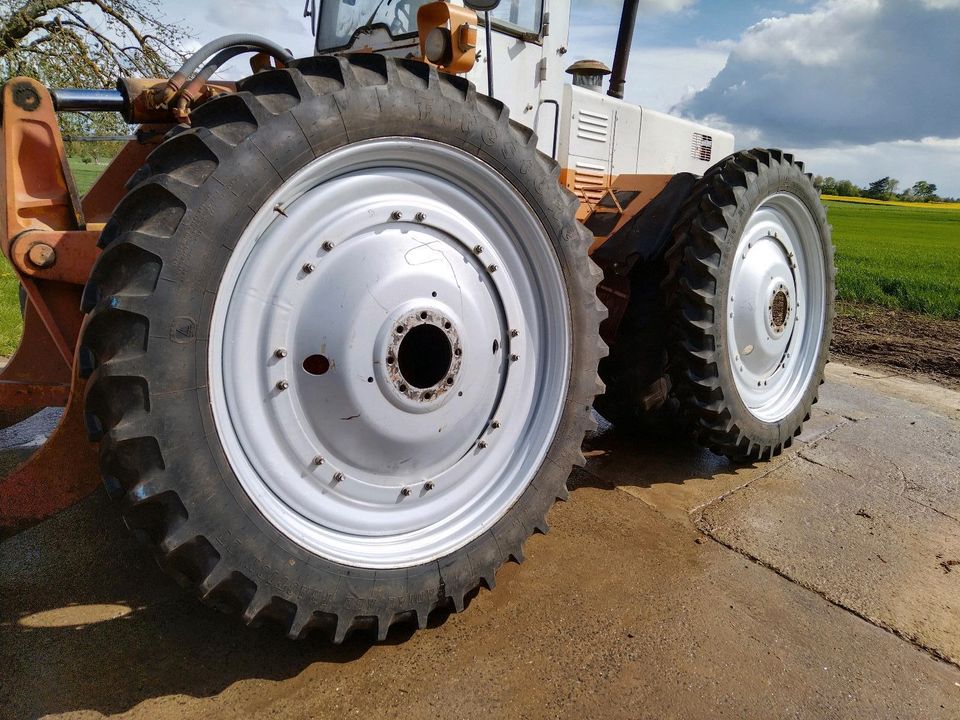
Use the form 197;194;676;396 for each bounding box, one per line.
664;148;834;461
78;55;606;642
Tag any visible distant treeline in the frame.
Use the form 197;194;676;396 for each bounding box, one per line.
813;176;957;203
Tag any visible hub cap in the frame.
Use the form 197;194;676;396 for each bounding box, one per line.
726;193;826;422
209;139;571;569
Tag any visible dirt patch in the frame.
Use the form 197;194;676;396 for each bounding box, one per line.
831;302;960;390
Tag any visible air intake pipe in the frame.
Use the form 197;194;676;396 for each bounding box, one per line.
608;0;640;99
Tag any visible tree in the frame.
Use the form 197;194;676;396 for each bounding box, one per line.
864;176;900;200
0;0;185;153
835;179;860;197
910;180;938;202
819;176;838;195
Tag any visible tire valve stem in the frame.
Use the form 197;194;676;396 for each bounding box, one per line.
276;379;290;391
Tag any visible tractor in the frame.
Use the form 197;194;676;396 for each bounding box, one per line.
0;0;834;642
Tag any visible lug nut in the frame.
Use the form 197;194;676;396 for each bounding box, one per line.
276;379;289;391
274;348;288;358
302;262;315;274
488;264;498;273
510;329;519;338
415;212;426;222
425;481;435;491
401;487;412;496
392;210;403;220
510;354;519;362
313;456;325;465
322;240;335;251
478;440;488;449
473;245;484;254
491;420;501;429
333;472;344;482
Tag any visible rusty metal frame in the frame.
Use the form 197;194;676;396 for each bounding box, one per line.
0;76;164;534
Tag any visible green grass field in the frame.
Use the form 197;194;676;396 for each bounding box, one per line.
825;200;960;319
0;164;957;356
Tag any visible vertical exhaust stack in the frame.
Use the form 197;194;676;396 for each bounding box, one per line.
608;0;640;99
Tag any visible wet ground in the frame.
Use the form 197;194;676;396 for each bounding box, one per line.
1;362;959;719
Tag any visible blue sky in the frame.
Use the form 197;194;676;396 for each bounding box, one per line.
159;0;960;196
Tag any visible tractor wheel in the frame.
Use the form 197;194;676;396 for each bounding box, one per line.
79;55;605;641
664;149;834;461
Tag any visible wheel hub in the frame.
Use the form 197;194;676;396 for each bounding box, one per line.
208;138;571;569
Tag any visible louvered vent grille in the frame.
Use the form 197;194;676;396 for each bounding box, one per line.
572;161;607;203
691;133;713;162
577;109;610;143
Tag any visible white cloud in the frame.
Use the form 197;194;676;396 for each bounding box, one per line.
678;0;960;147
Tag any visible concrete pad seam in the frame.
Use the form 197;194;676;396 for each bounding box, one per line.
798;445;960;525
694;517;960;673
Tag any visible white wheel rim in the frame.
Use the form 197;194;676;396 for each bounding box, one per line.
208;138;571;569
726;192;826;422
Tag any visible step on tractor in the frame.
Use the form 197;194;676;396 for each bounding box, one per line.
0;0;834;641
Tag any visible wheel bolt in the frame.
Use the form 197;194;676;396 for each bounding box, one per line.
322;240;335;251
392;210;403;220
333;472;344;482
488;264;498;273
274;348;288;358
425;481;435;491
401;487;412;496
510;354;519;362
478;440;488;449
313;456;325;465
510;329;519;338
491;420;501;429
415;212;426;222
276;379;289;391
302;263;315;274
474;245;484;254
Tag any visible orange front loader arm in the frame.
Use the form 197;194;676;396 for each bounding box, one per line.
0;77;162;535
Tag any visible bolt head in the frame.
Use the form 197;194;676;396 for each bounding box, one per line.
510;354;519;362
510;329;519;338
322;240;335;251
313;455;324;465
401;486;412;496
488;264;498;273
276;379;290;391
415;212;426;222
302;262;315;274
425;481;435;491
491;420;501;429
391;210;403;220
275;348;288;358
333;472;344;482
473;245;484;254
478;440;488;449
27;243;56;269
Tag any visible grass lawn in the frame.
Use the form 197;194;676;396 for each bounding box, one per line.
826;199;960;319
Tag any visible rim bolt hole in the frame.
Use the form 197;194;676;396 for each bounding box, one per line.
396;325;405;334
419;311;428;320
387;356;395;365
399;384;408;393
367;377;374;383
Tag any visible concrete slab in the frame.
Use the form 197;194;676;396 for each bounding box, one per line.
1;363;959;719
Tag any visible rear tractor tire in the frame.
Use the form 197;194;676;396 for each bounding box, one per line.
79;55;606;641
665;149;835;461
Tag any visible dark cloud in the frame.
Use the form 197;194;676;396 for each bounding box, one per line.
678;0;960;147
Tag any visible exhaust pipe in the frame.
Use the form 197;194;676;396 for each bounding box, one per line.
607;0;640;99
51;88;125;113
